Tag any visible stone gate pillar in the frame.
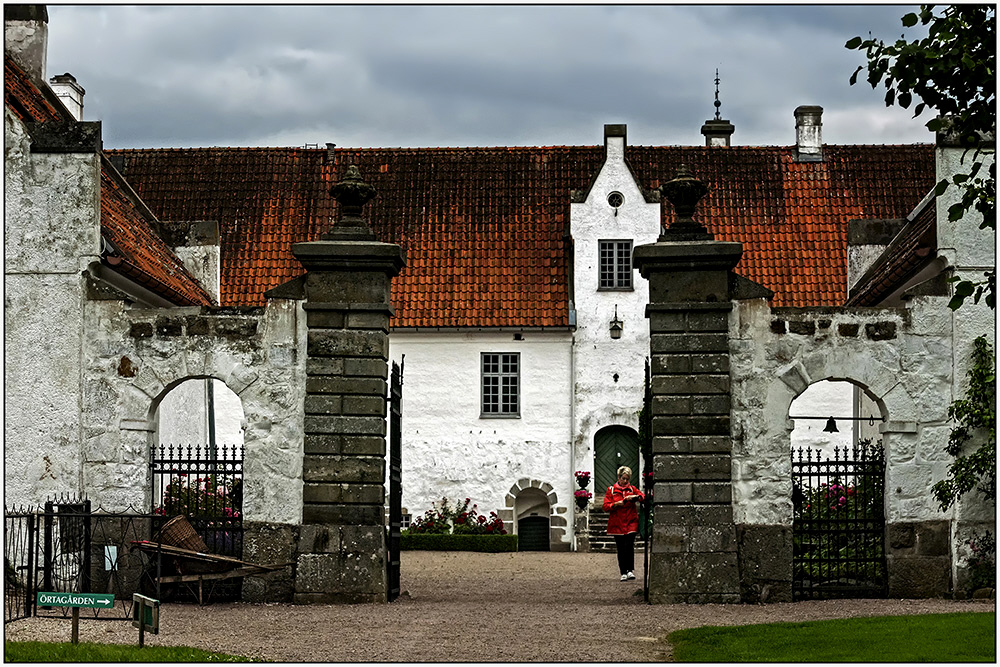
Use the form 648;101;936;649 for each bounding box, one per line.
633;166;742;603
291;165;404;603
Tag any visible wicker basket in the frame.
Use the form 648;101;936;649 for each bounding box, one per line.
157;515;208;553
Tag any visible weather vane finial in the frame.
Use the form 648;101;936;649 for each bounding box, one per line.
714;68;722;121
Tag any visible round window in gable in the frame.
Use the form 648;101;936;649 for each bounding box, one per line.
607;192;624;209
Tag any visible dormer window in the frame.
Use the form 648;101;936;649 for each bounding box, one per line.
599;240;633;290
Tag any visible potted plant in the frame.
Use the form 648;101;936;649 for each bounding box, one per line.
574;470;591;489
574;489;592;511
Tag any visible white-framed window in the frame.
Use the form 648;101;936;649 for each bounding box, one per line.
599;240;633;290
481;352;520;418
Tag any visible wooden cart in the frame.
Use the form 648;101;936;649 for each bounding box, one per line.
130;540;289;605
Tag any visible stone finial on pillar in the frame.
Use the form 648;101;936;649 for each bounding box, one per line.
286;163;405;604
660;165;713;241
325;165;378;241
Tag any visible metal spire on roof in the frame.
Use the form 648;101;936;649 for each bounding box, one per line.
714;69;722;121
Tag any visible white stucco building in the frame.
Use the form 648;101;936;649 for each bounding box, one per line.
6;5;992;595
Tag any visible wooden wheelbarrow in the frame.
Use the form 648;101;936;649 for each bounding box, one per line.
130;540;290;605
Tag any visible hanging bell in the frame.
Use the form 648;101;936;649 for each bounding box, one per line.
823;417;839;433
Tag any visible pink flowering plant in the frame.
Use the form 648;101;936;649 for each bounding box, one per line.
407;497;506;535
963;530;996;592
154;475;241;519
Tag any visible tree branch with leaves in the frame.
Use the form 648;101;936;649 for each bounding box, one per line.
932;336;996;511
847;5;996;310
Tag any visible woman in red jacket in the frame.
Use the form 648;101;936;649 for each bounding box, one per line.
602;465;645;581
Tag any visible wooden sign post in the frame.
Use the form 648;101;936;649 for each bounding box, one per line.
35;592;115;644
131;594;160;648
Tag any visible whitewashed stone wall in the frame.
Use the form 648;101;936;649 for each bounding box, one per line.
730;297;955;527
935;145;996;584
570;127;661;491
4;106;101;505
79;299;306;522
387;331;573;539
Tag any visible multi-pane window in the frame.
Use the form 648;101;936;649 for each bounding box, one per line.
481;352;520;417
599;240;633;290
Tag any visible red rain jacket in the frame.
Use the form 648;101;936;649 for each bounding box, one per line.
602;482;645;535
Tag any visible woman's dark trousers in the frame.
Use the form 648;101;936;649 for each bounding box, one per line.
614;533;636;574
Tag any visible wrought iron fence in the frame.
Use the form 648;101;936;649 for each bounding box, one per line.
150;443;243;558
5;498;159;623
150;443;243;601
792;440;887;600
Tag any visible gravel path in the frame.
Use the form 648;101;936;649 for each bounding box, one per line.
6;551;993;661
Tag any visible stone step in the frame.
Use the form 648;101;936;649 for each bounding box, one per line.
584;510;646;553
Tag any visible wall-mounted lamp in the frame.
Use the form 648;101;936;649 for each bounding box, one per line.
609;305;623;340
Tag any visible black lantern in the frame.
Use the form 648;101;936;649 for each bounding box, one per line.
609;305;623;340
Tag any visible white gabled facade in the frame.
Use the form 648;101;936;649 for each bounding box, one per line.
386;124;661;549
569;125;661;498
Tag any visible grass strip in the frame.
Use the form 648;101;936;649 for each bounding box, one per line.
5;640;258;663
668;612;995;662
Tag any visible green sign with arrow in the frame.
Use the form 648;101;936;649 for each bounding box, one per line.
36;592;115;609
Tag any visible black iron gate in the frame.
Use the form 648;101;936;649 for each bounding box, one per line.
150;443;243;601
387;359;404;602
792;440;888;600
5;498;157;623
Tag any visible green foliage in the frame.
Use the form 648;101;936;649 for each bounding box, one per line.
668;613;996;662
406;497;507;535
399;533;518;552
848;5;996;311
4;641;257;662
933;336;996;510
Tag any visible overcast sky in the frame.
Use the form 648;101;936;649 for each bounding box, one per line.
46;4;933;150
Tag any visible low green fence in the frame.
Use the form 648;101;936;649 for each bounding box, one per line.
400;533;518;552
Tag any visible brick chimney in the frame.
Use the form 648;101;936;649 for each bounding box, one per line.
4;5;48;83
49;73;85;120
794;105;823;162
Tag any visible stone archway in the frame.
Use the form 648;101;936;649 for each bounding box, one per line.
503;479;568;550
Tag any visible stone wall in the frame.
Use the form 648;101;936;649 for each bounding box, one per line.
731;295;957;598
4;106;101;505
78;299;305;519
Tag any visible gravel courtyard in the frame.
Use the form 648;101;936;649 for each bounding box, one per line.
5;550;993;662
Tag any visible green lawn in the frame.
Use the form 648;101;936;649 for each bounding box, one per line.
669;612;996;662
4;641;258;663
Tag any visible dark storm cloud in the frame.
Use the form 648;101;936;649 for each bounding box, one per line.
45;4;930;150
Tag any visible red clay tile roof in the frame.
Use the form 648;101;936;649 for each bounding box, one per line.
5;55;212;307
106;143;934;326
100;158;215;306
846;195;938;306
5;54;64;122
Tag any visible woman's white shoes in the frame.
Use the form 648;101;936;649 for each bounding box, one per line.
620;574;628;581
626;571;635;580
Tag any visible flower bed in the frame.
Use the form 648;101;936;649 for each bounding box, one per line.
400;532;518;552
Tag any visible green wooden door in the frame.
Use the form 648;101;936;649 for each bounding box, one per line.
594;426;640;499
